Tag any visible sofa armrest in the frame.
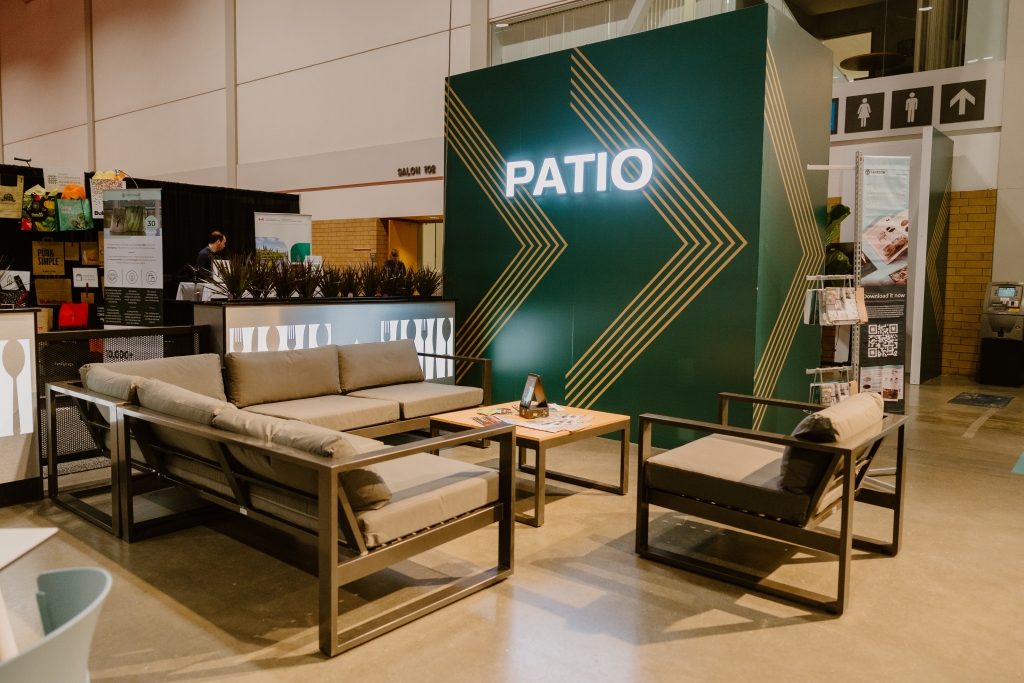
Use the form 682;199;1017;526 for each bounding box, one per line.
418;353;492;405
717;392;823;426
47;380;130;409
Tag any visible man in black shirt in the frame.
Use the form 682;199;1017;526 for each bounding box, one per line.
196;231;227;277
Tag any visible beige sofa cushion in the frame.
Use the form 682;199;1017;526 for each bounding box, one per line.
243;395;399;432
213;408;285;440
349;382;483;419
225;345;340;408
357;454;499;547
782;392;884;494
79;354;227;401
136;378;236;425
81;365;144;402
646;434;812;525
273;420;384;460
337;340;424;392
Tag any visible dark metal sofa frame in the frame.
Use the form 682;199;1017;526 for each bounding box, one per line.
47;380;515;656
43;351;490;538
636;392;907;615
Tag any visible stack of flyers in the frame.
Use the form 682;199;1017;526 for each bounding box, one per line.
818;287;864;325
471;415;508;427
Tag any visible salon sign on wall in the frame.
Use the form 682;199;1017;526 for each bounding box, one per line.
505;148;653;197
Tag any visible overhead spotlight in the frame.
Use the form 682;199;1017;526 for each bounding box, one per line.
496;22;509;27
918;6;932;10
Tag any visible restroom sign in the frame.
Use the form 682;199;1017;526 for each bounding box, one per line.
890;86;934;129
844;92;884;133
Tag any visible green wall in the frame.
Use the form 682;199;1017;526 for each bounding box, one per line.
445;6;831;447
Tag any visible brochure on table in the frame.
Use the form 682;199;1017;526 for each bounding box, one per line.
858;156;909;413
254;213;312;263
102;189;163;328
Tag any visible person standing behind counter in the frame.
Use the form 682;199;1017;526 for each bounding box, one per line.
196;231;227;276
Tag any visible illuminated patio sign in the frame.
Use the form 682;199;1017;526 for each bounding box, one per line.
505;148;653;197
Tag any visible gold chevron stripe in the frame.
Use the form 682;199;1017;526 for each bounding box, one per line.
753;40;825;429
926;171;952;337
445;84;568;377
564;48;747;409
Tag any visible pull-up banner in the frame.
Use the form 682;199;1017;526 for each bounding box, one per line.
858;156;910;413
103;189;163;328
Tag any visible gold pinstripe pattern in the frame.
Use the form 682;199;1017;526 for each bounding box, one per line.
445;83;568;377
564;47;747;409
926;171;952;336
753;40;825;429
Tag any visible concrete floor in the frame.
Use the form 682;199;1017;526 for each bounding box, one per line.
2;376;1024;682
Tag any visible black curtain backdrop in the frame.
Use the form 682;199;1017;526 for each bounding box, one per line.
0;165;298;320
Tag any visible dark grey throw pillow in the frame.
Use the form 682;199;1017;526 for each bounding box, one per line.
340;468;391;511
780;413;836;495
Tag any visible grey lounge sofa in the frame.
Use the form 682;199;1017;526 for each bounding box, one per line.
636;391;907;615
46;351;514;656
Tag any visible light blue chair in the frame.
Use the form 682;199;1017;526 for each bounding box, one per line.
0;568;112;683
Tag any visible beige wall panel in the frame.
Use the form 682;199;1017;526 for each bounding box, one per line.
3;125;89;169
449;25;472;76
491;0;577;21
299;180;443;221
451;0;472;26
91;0;226;120
95;90;226;177
237;32;449;165
236;0;453;84
951;131;1000;192
0;0;87;144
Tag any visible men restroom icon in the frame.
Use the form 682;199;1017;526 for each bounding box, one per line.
0;338;33;437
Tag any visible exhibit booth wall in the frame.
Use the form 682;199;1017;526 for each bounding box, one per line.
444;6;831;447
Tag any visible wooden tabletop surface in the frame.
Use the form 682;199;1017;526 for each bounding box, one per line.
431;402;629;442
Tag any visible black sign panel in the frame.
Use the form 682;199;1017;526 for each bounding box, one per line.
845;92;885;133
890;86;933;129
939;79;986;124
859;286;907;414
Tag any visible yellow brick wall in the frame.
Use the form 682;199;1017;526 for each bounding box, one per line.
311;218;389;267
942;190;996;376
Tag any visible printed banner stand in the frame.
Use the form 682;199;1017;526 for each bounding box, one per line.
102;189;163;328
254;213;312;262
856;154;910;413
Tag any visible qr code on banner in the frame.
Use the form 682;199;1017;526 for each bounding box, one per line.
867;324;899;358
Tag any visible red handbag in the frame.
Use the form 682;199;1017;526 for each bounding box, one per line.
58;302;89;329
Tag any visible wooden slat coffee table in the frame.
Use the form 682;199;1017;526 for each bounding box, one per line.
430;403;629;527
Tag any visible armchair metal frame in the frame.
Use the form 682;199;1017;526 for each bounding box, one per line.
636;392;907;615
46;381;515;656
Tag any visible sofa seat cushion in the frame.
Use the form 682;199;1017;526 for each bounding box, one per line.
243;395;399;432
645;434;812;525
80;354;227;401
349;382;483;419
357;454;499;547
225;345;340;408
337;340;424;392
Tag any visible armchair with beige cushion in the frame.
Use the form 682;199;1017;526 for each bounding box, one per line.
636;391;906;615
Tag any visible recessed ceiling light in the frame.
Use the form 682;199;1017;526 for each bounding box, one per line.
496;22;509;27
919;6;932;10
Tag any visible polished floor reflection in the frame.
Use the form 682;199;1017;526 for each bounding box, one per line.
2;375;1023;682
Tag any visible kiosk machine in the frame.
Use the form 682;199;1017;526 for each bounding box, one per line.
978;282;1024;387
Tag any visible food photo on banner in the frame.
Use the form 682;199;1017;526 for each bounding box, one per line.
102;188;163;327
859;156;910;413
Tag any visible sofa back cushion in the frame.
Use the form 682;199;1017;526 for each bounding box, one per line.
225;345;340;408
780;392;884;495
337;340;424;393
80;354;227;401
136;378;236;426
82;365;144;402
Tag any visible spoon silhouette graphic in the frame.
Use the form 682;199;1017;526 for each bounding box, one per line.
2;338;26;436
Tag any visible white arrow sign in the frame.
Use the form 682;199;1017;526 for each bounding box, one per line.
949;88;975;116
